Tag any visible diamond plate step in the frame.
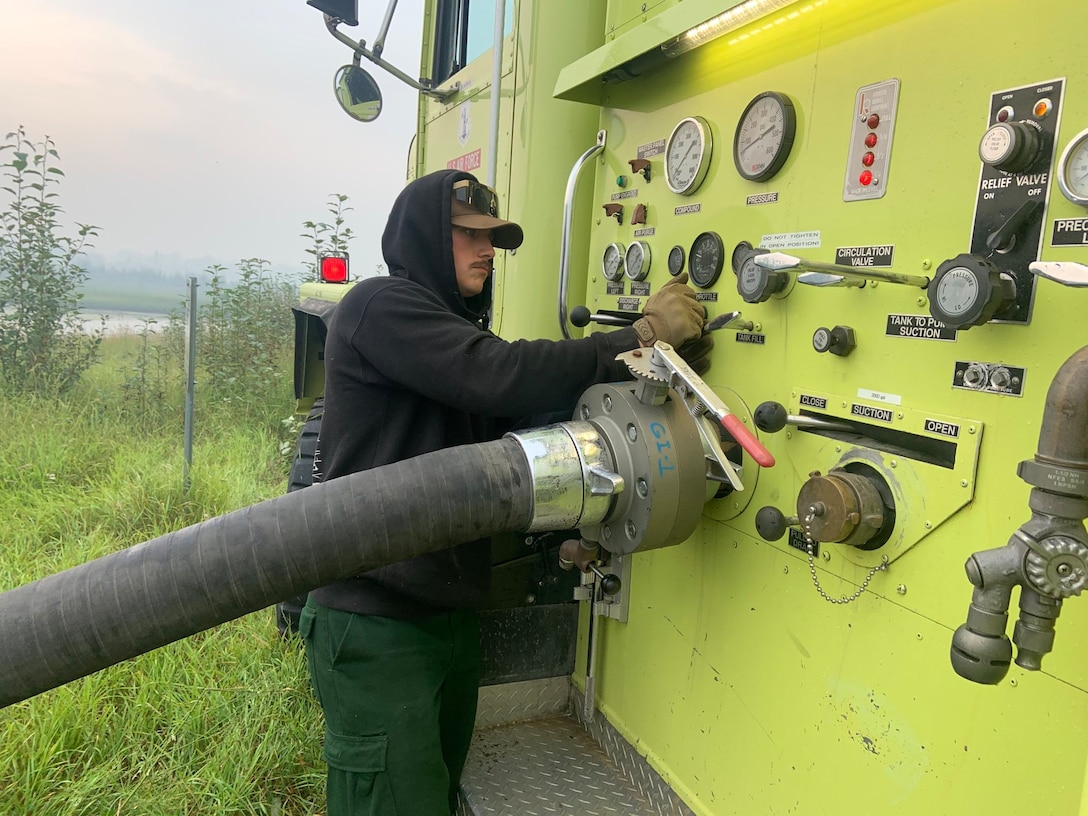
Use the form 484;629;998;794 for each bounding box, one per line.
458;716;658;816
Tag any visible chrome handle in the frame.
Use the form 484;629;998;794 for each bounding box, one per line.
559;130;607;339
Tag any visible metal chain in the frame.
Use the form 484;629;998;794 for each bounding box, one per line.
802;505;888;605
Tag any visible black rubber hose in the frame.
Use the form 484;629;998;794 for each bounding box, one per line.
0;438;533;708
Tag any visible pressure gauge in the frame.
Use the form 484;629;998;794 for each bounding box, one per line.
667;244;686;276
602;242;625;282
624;241;651;281
733;91;796;182
689;231;725;289
1058;128;1088;206
664;116;713;195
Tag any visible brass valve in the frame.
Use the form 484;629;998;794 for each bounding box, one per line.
796;468;889;549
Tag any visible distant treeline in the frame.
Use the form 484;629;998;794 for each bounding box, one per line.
81;259;305;313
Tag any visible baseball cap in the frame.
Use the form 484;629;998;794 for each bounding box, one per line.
451;180;524;250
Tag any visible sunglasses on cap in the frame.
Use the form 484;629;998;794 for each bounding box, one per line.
452;180;499;218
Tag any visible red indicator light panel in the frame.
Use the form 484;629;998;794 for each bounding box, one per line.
844;79;901;202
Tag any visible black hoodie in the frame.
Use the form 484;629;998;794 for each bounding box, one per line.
309;169;639;619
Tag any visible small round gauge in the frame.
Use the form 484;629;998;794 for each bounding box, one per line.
624;241;651;281
667;245;686;276
602;242;625;282
733;91;796;182
688;231;725;289
664;116;713;196
1058;128;1088;206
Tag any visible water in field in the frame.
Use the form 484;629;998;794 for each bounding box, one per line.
79;311;171;335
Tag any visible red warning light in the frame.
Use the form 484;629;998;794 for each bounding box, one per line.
864;133;878;148
320;254;349;283
866;113;881;129
862;152;875;167
859;170;873;186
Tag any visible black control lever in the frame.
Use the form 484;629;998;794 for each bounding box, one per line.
986;199;1042;253
753;401;855;434
589;563;622;595
570;305;636;328
755;506;798;542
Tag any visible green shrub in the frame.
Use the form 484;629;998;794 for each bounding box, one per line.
0;127;101;395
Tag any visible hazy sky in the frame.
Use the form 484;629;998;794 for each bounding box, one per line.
1;0;424;277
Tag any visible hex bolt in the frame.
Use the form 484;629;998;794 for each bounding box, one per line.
627;423;638;442
897;584;907;595
636;478;649;498
603;394;613;412
625;520;637;539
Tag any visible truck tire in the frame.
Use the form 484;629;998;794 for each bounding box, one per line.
275;397;323;636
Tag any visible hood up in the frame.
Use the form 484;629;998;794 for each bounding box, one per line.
381;169;492;323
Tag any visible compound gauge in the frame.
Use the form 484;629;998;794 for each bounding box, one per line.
689;231;725;289
667;244;686;276
664;116;713;195
602;242;625;282
625;241;651;281
734;91;796;183
1058;128;1088;206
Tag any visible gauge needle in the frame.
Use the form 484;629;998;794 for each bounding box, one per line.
679;140;697;168
743;125;776;157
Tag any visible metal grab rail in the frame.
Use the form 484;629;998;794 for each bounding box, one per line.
558;130;607;339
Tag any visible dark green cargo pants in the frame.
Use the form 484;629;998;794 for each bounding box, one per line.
300;598;480;816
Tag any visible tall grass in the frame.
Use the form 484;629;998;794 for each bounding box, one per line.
0;333;325;815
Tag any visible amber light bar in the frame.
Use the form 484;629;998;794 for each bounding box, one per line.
661;0;827;57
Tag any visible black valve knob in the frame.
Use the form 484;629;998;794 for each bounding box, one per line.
755;506;796;541
570;305;591;327
813;325;856;356
928;253;1016;330
978;121;1042;174
589;564;622;595
753;401;789;433
732;241;788;304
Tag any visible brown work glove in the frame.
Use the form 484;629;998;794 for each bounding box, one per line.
633;272;706;349
676;332;714;375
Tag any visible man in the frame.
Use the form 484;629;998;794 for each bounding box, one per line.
299;169;709;815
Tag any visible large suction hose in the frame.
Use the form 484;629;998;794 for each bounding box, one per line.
0;438;533;708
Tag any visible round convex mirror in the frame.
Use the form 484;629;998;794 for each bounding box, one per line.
334;65;383;122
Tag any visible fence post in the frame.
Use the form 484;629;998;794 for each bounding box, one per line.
184;276;198;492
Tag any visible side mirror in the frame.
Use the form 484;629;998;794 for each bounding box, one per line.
334;65;383;122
